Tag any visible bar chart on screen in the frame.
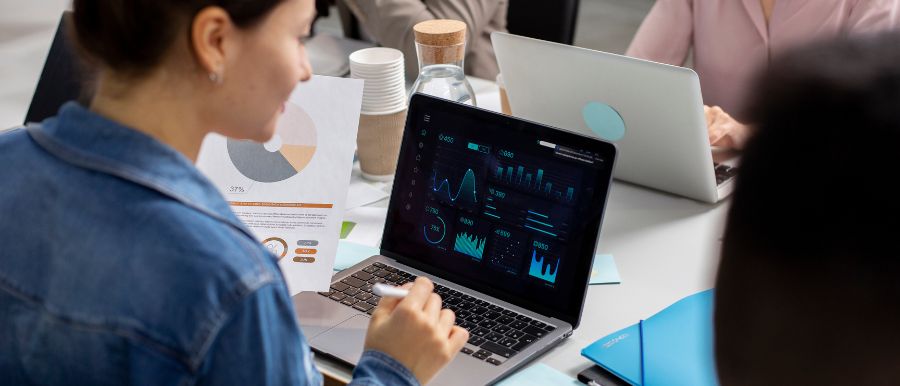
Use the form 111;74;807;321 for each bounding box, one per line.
490;151;581;205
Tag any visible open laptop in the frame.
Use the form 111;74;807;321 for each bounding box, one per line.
492;32;738;204
293;93;616;385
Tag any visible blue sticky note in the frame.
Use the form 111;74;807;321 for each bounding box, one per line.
590;254;621;285
334;240;379;271
495;363;581;386
581;323;643;385
641;290;718;386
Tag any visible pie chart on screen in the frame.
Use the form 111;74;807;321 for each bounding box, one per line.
227;102;317;183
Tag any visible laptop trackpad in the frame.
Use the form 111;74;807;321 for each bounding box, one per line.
309;314;370;365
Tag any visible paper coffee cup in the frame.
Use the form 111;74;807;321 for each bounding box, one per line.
357;108;408;180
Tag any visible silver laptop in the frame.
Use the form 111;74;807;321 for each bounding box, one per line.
293;94;616;385
492;32;738;203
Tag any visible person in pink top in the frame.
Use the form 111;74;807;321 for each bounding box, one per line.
627;0;899;149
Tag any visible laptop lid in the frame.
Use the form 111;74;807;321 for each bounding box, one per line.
24;11;89;126
492;32;720;203
381;94;616;328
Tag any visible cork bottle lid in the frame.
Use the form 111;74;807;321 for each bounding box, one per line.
414;19;467;46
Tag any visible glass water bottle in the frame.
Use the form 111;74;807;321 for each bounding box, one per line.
409;19;477;106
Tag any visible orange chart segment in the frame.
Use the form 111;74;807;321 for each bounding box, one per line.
280;145;316;172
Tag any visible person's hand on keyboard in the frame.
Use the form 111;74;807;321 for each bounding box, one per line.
705;105;750;150
364;277;470;384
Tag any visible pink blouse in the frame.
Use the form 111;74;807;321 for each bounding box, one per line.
626;0;899;120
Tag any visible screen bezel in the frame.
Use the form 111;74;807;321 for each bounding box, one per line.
380;93;617;328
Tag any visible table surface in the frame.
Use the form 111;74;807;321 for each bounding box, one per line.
317;76;729;382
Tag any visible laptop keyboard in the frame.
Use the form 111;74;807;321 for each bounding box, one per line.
317;262;557;366
714;163;738;185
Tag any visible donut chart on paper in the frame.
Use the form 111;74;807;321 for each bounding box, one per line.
227;102;317;183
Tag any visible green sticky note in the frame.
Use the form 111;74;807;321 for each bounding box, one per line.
340;221;356;239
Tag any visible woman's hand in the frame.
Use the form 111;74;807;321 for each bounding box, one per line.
704;105;750;150
364;277;469;384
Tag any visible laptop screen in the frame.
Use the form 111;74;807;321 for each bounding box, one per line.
382;94;616;327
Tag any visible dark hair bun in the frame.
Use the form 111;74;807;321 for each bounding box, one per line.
71;0;283;75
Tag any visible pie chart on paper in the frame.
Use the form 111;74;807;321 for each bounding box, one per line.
227;102;317;183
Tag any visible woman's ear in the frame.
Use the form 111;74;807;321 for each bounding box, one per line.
190;6;234;81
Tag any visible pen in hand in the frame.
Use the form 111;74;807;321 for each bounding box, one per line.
372;283;410;298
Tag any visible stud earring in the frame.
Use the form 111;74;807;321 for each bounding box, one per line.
208;71;223;84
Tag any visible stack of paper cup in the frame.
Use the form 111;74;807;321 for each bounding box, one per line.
350;47;408;181
350;47;407;115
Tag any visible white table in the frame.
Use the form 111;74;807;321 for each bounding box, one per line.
318;78;729;382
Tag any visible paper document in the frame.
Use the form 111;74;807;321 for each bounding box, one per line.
345;178;389;210
197;75;363;293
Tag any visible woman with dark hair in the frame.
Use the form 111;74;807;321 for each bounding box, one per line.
0;1;466;385
715;32;900;385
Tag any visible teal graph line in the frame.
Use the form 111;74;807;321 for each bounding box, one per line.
525;224;558;237
432;169;478;204
528;210;549;218
528;250;559;283
526;217;554;228
453;232;486;260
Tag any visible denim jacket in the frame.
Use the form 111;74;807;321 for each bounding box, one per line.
0;102;418;386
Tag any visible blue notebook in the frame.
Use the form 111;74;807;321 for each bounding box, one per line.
580;323;643;385
641;289;718;386
581;290;718;386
